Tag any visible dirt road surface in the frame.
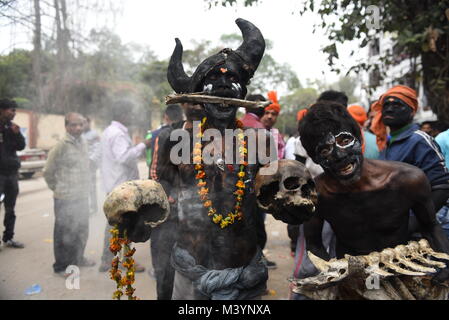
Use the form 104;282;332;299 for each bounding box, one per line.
0;161;296;300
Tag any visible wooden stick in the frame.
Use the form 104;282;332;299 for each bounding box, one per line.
165;93;271;110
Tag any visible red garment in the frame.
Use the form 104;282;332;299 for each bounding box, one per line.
241;113;265;129
266;91;281;114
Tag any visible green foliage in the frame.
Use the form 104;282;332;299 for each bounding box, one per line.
205;0;449;122
0;49;33;99
178;33;300;94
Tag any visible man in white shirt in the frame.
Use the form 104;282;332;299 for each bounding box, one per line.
98;100;151;272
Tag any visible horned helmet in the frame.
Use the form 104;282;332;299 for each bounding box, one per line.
167;18;266;98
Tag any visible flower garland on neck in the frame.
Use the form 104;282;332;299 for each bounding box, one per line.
194;117;248;229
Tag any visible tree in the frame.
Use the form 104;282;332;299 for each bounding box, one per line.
178;33;301;94
205;0;449;123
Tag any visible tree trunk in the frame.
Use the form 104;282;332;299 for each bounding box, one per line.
421;33;449;125
32;0;43;111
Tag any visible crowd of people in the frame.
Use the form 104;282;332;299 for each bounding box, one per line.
2;18;449;301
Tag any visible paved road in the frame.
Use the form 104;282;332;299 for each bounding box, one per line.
0;162;295;300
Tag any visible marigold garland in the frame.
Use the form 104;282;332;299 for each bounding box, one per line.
109;226;139;300
194;117;247;229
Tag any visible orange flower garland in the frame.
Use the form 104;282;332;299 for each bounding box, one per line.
109;226;139;300
194;117;248;229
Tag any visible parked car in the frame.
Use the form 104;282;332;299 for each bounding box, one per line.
18;149;47;179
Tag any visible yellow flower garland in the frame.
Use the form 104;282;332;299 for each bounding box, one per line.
109;226;139;300
194;117;248;229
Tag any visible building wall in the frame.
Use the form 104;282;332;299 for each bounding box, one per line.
361;33;437;123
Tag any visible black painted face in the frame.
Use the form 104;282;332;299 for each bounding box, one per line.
202;66;244;121
381;96;414;129
314;131;363;184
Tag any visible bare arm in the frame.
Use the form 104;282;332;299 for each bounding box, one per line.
410;171;449;282
304;214;330;261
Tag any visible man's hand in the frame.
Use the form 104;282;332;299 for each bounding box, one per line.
432;267;449;285
10;123;20;134
168;196;176;204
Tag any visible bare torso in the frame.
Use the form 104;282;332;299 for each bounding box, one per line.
312;159;427;257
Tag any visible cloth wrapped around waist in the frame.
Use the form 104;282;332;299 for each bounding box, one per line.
170;243;268;300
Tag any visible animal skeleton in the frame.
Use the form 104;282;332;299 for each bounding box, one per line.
290;239;449;300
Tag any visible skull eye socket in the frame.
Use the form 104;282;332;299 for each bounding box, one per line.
258;181;280;208
283;177;301;191
301;179;315;198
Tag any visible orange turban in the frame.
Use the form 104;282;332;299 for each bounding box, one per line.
266;91;281;114
297;109;308;121
370;85;418;151
347;105;367;126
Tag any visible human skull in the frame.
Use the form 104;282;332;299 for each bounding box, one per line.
255;159;317;224
103;180;170;242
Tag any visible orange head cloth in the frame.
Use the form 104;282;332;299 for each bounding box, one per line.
347;105;367;126
297;109;308;121
266;91;281;114
370;85;418;151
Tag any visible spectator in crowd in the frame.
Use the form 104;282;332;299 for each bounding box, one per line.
81;116;100;215
98;100;151;273
149;104;183;180
241;93;277;270
261;91;285;159
0;98;26;249
44;112;95;275
421;121;449;138
241;94;266;129
371;85;449;235
347;104;379;159
436;124;449;238
420;121;434;136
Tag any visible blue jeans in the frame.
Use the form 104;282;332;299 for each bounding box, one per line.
437;203;449;239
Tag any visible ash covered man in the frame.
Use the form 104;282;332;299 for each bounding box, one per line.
285;102;449;289
122;18;277;300
44;113;95;275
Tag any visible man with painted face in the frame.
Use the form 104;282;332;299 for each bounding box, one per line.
150;18;278;300
371;85;449;215
292;101;449;288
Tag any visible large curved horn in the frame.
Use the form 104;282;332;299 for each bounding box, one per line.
167;38;191;93
235;18;266;75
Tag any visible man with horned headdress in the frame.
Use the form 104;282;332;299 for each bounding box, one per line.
156;18;278;300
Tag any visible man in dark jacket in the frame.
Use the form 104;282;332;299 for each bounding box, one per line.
371;85;449;213
0;99;26;249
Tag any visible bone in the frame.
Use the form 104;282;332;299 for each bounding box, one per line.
291;240;448;294
417;239;449;260
380;248;434;274
165;93;271;110
396;244;447;268
360;253;394;277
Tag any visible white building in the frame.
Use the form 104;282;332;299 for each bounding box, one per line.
359;32;437;123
